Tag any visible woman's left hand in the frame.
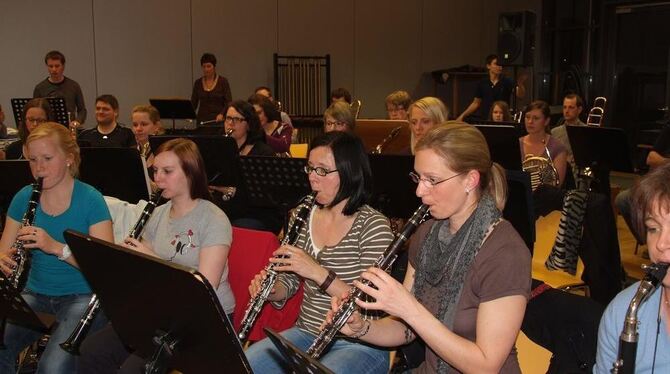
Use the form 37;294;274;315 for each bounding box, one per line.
215;113;225;123
123;237;151;255
18;226;59;255
271;244;322;282
353;267;421;321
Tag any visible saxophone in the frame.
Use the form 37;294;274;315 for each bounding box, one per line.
8;177;44;290
611;262;669;374
237;192;317;341
306;204;430;358
60;189;163;355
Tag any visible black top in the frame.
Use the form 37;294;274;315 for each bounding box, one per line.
653;124;670;156
246;141;275;157
474;76;515;119
79;124;137;148
4;140;24;159
191;76;232;123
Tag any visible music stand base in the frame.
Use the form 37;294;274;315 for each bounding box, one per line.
144;330;179;374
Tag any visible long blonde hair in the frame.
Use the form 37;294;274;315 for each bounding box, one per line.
415;123;507;210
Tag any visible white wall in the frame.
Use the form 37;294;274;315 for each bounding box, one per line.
0;0;539;126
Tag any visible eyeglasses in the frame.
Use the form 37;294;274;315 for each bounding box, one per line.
224;116;246;124
26;118;47;125
304;165;338;177
324;120;346;129
386;106;406;113
409;171;464;188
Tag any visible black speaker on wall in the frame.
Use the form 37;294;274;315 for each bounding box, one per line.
497;11;536;66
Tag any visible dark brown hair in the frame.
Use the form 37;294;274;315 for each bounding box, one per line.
155;138;211;201
631;162;670;242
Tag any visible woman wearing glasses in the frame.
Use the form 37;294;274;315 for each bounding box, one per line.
222;100;274;156
244;131;394;373
3;98;53;160
330;123;531;373
323;101;355;133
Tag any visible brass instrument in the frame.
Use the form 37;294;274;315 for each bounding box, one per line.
237;192;317;341
224;128;234;137
8;178;43;290
586;96;607;126
522;145;559;191
371;126;402;155
140;142;151;159
306;204;430;358
350;99;362;119
612;262;669;374
60;190;163;355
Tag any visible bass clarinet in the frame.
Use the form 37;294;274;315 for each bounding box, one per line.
306;204;430;358
60;190;163;355
238;192;317;341
8;177;44;290
611;262;669;374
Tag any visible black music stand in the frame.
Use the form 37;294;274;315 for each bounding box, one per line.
474;124;523;170
149;135;240;187
566;125;633;173
11;97;69;126
79;148;150;204
63;230;251;374
149;99;196;131
566;125;633;196
0;276;54;332
367;154;421;219
504;170;535;253
238;156;312;210
265;328;334;374
0;161;33;197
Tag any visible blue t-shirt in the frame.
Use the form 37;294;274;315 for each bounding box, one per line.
8;180;111;296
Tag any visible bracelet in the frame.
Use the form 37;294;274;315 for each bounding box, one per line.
351;319;371;339
318;270;336;293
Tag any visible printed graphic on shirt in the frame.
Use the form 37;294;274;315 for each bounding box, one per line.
169;229;197;260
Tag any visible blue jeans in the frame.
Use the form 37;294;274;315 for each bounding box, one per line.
0;290;107;374
245;327;389;374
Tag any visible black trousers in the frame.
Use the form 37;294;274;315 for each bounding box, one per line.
522;280;605;373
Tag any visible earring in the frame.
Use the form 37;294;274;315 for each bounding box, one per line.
465;188;470;194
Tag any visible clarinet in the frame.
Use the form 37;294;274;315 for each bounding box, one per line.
237;192;317;341
611;262;669;374
371;126;402;155
60;190;163;355
8;177;44;290
306;204;430;358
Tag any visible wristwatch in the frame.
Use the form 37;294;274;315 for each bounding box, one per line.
58;244;72;261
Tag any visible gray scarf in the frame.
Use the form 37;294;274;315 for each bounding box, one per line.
412;194;501;373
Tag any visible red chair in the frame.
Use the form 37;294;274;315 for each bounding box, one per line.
228;226;304;342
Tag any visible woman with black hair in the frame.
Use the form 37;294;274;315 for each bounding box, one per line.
223;100;274;156
190;53;232;124
244;131;394;373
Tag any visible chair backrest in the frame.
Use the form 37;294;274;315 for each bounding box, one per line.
227;226;304;341
290;143;308;158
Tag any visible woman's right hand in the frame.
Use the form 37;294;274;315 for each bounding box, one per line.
0;247;17;276
248;270;277;300
326;292;367;337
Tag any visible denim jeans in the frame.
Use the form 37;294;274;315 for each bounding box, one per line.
0;290;107;374
245;327;389;374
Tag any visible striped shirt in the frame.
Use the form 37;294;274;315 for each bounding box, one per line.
275;204;394;335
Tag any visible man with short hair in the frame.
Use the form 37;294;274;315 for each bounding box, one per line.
78;95;136;148
457;54;526;121
551;93;586;166
385;90;412;120
330;87;352;104
33;50;87;128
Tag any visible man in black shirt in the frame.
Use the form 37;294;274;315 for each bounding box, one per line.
457;54;526;121
79;95;136;148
